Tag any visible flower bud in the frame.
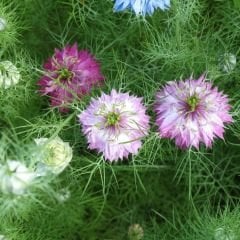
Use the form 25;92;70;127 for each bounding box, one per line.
214;227;235;240
0;160;36;195
35;137;72;175
128;224;144;240
56;188;71;203
0;18;7;31
0;61;20;89
219;53;237;73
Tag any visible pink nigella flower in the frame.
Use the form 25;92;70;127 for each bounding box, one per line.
38;43;104;112
79;90;150;161
155;75;233;149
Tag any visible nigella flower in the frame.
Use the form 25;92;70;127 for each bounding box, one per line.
155;75;233;149
34;136;73;175
0;160;36;195
38;43;104;112
79;90;150;161
0;60;20;89
114;0;170;16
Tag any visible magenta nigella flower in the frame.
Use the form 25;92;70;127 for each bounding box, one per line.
38;43;104;111
155;75;233;149
79;90;150;161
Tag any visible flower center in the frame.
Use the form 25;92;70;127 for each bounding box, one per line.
45;147;57;165
57;68;73;82
106;112;120;126
186;95;199;111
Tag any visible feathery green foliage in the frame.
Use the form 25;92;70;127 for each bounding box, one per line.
0;0;240;239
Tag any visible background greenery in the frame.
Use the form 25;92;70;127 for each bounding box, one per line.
0;0;240;239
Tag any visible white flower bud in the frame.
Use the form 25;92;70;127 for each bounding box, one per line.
56;188;71;203
128;224;144;240
214;227;235;240
219;53;237;73
0;18;7;31
0;61;20;89
0;160;36;195
35;137;72;175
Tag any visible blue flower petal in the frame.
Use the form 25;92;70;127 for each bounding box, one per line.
113;0;170;16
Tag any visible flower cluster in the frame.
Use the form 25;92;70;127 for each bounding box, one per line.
0;136;73;197
38;44;104;112
37;46;233;160
1;5;237;240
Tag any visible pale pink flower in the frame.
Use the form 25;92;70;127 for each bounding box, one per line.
79;90;150;161
155;75;233;148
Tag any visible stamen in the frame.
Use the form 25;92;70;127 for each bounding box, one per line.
57;68;73;82
106;112;120;126
186;94;199;112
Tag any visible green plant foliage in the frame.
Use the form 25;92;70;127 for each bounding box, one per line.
0;0;239;239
